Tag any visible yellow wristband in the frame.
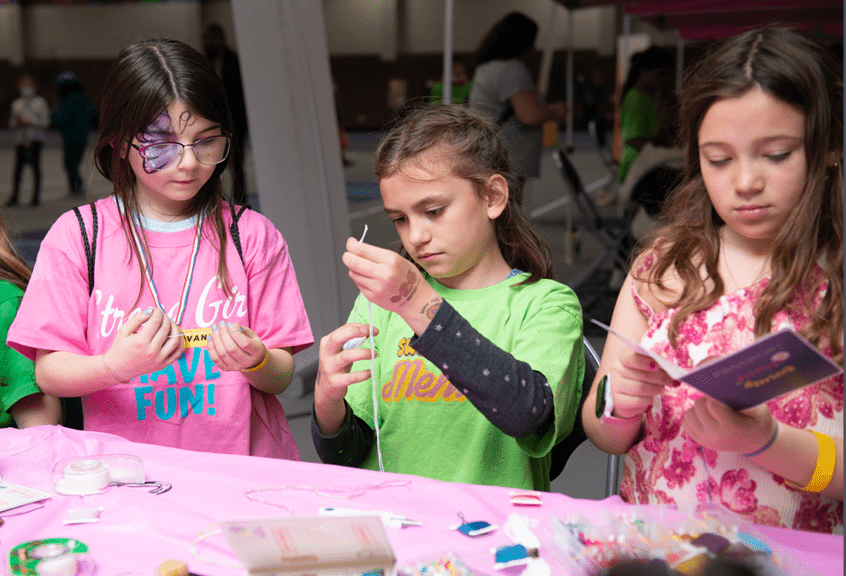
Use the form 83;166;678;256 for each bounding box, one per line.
799;431;836;493
244;350;270;373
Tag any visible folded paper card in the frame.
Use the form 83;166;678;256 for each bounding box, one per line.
221;515;396;576
0;480;50;513
591;319;843;410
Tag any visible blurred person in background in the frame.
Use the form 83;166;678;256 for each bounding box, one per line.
428;56;472;105
7;74;50;208
469;11;568;204
52;70;96;199
616;46;674;183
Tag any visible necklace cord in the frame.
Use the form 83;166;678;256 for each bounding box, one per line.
127;211;205;326
721;241;769;292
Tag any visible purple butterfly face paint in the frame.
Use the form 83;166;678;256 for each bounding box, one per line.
136;111;179;173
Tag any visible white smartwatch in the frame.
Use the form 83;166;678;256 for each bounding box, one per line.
595;373;614;422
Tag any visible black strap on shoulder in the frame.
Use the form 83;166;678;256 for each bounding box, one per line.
73;203;244;294
73;203;98;296
229;204;248;266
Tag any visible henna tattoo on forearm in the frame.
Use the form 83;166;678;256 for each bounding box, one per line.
390;271;419;305
405;283;418;304
420;297;442;320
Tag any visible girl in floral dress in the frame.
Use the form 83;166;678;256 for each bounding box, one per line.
583;27;843;534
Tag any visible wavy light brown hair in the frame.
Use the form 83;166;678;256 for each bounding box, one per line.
641;27;843;362
374;104;554;284
94;39;241;299
0;213;31;291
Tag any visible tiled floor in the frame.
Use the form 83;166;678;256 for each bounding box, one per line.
1;129;620;499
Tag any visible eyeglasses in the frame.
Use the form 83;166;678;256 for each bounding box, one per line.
131;135;230;172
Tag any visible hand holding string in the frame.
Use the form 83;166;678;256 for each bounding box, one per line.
315;323;380;406
323;225;385;469
103;307;184;382
342;239;430;316
206;321;266;372
341;224;435;322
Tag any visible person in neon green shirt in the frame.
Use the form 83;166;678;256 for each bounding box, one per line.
0;213;61;428
312;105;584;491
428;57;472;105
617;46;673;183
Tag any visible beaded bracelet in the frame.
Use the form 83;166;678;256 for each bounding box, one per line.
244;350;270;373
742;422;779;458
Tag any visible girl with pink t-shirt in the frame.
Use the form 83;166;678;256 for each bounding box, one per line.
583;27;843;533
8;39;313;458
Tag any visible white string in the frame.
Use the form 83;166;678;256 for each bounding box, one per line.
190;523;243;569
348;225;383;472
243;479;411;507
347;224;369;322
343;225;369;344
368;297;383;472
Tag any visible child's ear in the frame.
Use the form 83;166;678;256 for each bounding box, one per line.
117;139;128;160
485;174;509;219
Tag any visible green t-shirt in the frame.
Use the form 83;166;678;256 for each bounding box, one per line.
0;279;40;428
617;88;659;182
346;273;584;491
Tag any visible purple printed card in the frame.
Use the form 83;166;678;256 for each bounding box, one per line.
591;320;843;410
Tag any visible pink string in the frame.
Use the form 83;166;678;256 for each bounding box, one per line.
1;501;46;517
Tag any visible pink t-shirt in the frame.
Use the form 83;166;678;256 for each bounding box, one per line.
8;198;313;459
621;253;843;534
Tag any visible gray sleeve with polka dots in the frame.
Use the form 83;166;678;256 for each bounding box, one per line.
311;400;373;467
410;300;554;438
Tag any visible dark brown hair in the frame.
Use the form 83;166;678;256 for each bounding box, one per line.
374;104;554;284
621;46;674;96
475;12;538;65
94;38;241;298
0;213;31;291
641;26;843;362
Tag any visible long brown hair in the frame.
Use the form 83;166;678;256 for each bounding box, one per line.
641;27;843;362
374;104;553;284
94;39;241;299
475;12;538;66
0;214;31;291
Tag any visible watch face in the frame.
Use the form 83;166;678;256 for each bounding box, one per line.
595;374;608;419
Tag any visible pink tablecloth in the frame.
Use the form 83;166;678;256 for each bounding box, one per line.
1;426;842;575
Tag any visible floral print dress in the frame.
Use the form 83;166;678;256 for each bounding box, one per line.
620;254;843;534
